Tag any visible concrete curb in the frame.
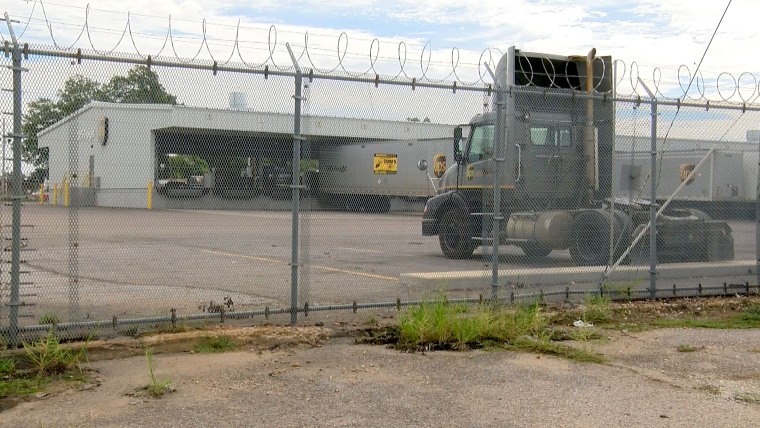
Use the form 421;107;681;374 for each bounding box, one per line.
399;260;756;289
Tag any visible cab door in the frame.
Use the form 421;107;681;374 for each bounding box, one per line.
515;115;584;209
459;124;496;201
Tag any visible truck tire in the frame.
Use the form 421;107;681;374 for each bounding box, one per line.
439;208;476;259
569;210;632;266
519;243;552;259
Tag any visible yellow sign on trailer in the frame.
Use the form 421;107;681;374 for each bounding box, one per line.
373;153;398;174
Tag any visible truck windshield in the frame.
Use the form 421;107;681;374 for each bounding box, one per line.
467;125;495;163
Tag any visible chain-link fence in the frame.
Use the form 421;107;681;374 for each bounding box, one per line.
1;38;758;346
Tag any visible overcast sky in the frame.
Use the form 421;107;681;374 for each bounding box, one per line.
1;0;758;101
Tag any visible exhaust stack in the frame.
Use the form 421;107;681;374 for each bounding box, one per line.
584;48;597;203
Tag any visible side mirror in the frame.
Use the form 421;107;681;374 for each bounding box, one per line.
453;126;464;164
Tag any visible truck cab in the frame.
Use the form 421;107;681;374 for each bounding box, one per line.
423;47;733;266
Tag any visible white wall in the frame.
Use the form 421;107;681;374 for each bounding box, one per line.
41;103;171;192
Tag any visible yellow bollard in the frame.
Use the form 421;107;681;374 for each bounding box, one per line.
64;180;69;208
52;183;58;206
147;181;153;210
39;183;44;204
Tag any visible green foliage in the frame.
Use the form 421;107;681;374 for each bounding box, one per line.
193;336;236;353
396;298;606;362
0;357;15;376
734;391;760;404
580;294;613;324
676;344;698;352
145;348;172;397
38;313;60;325
99;66;178;105
508;336;607;363
653;313;760;329
741;304;760;322
22;330;86;376
22;66;177;170
0;377;43;399
167;155;210;178
653;305;760;329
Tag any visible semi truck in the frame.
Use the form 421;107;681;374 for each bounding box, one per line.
421;47;735;266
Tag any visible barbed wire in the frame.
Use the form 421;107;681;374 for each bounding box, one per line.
3;2;759;103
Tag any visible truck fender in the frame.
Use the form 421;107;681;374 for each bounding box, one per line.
426;191;469;220
423;191;470;236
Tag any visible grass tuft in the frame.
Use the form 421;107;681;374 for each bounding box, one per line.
144;348;172;397
22;330;88;376
193;335;236;353
676;344;699;352
395;299;606;362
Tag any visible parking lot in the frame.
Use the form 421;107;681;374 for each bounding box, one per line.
2;205;756;326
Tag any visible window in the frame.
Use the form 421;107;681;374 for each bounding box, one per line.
467;125;495;163
530;126;571;147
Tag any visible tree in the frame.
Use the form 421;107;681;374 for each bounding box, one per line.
21;66;177;174
166;155;210;178
98;67;177;104
405;116;431;123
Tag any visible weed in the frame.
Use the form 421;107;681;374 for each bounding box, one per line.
580;294;613;324
739;304;760;323
604;282;640;300
38;313;60;325
22;330;87;376
0;377;44;399
676;344;699;352
193;335;236;353
144;348;172;397
509;336;607;363
734;391;760;404
653;313;760;329
695;384;720;395
0;357;15;376
568;327;597;342
398;300;555;352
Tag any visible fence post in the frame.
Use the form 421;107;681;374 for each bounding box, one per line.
756;130;759;290
4;13;23;347
483;56;509;303
635;79;659;300
286;43;303;326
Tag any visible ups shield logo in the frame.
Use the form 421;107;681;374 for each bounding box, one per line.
433;154;447;178
679;163;696;185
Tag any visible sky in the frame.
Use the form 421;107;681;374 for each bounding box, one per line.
1;0;759;101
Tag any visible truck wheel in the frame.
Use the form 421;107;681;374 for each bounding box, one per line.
569;210;632;266
520;243;552;259
439;208;476;259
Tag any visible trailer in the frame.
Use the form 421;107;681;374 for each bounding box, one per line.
316;139;453;212
420;46;735;266
613;144;758;219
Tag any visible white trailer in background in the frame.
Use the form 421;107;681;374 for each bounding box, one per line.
316;139;453;213
612;142;758;218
